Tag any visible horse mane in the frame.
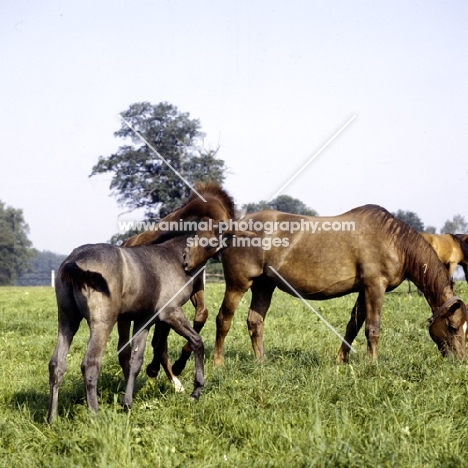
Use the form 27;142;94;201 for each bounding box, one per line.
455;233;468;245
151;229;194;245
122;182;236;247
352;205;452;303
150;182;235;245
185;181;237;219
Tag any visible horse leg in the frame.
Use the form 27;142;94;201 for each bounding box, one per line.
172;287;208;376
462;263;468;284
81;319;115;414
448;262;457;289
161;340;185;393
246;276;276;361
48;304;83;423
122;320;150;410
336;293;366;363
363;284;385;360
159;307;205;400
117;320;132;383
146;320;167;379
214;282;252;366
146;321;185;392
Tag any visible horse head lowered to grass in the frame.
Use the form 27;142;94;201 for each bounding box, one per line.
182;205;467;366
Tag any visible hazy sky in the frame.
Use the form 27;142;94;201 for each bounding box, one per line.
1;1;467;254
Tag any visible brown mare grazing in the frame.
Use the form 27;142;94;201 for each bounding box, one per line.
119;182;237;380
182;205;467;368
47;233;217;423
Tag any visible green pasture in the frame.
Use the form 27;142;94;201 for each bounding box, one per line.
1;283;468;467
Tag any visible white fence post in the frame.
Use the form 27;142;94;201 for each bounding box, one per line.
51;269;55;288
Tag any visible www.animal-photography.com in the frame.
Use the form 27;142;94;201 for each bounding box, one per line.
1;2;468;467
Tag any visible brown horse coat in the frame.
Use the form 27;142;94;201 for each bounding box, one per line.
183;205;467;365
421;233;468;279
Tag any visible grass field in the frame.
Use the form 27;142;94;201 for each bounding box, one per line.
1;283;468;467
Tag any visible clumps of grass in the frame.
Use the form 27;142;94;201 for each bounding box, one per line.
1;284;468;467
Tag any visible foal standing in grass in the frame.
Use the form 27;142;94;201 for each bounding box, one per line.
47;234;214;423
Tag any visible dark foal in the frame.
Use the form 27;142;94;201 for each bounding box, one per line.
47;234;216;422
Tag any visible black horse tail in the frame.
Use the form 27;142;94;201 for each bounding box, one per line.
58;262;110;296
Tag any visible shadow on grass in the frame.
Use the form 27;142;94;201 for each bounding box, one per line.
218;347;322;369
9;368;163;423
10;389;51;423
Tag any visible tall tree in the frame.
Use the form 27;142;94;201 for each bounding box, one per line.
244;194;317;216
0;201;36;285
393;209;425;231
91;102;226;219
441;214;468;234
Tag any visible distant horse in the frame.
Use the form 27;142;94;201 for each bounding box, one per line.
454;234;468;282
407;232;468;295
119;182;237;379
182;205;467;367
47;233;217;423
421;233;468;282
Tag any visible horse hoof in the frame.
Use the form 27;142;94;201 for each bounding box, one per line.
190;390;202;401
172;377;185;393
171;360;186;376
146;364;159;378
336;353;347;364
122;401;132;412
213;356;224;367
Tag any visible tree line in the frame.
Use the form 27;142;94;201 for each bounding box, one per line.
3;101;467;285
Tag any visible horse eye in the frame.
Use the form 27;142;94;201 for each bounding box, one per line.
447;324;458;334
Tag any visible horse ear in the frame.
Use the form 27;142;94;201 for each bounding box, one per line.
235;207;247;220
440;300;466;319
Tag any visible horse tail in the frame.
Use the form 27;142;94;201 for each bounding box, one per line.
58;262;110;296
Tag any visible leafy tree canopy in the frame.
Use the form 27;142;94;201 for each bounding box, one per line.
91;101;226;220
244;194;317;216
0;201;36;285
441;214;468;234
392;209;425;232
